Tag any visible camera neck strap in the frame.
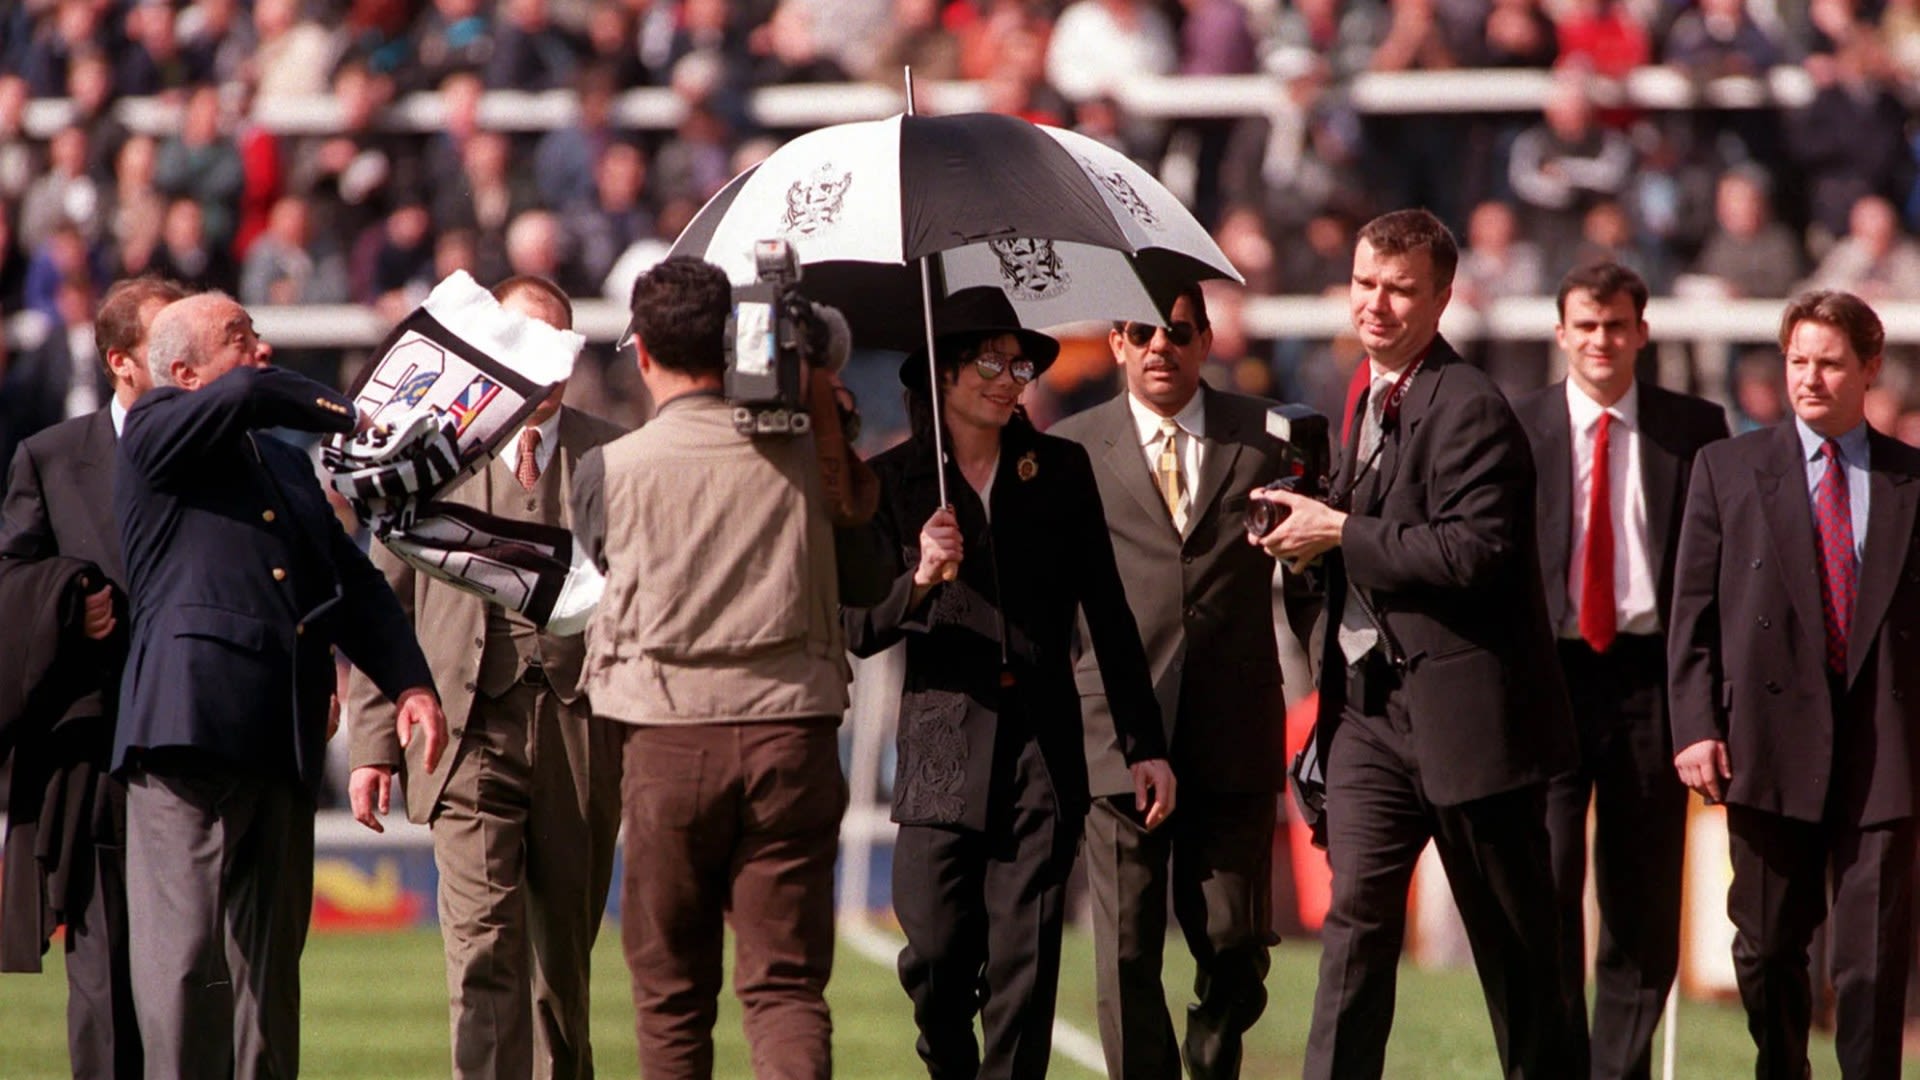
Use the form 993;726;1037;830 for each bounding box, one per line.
1334;345;1429;509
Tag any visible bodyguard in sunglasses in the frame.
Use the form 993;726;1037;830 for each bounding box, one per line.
844;318;1177;1080
1050;283;1305;1080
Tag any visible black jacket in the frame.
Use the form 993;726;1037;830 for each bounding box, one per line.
844;419;1164;831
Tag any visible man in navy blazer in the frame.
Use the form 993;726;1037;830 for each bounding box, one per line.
114;292;445;1080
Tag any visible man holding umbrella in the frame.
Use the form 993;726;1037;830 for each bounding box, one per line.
844;306;1177;1080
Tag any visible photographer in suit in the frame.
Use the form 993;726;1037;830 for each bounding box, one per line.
1669;290;1920;1077
1051;284;1296;1080
1513;261;1728;1080
1253;208;1577;1079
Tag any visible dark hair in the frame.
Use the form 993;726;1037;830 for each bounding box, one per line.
491;274;574;328
626;256;731;376
1556;260;1649;321
1356;208;1458;290
1778;289;1885;363
905;331;1032;445
96;275;188;377
1111;282;1210;334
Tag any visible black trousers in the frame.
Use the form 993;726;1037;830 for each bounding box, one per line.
1725;805;1915;1079
1545;635;1686;1080
65;772;142;1080
1303;675;1571;1080
1084;789;1276;1080
893;736;1080;1080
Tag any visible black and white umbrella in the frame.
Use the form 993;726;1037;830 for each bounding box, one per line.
667;112;1243;351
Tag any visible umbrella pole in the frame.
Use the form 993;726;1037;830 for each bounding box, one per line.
903;65;952;509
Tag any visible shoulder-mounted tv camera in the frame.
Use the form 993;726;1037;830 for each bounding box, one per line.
1245;403;1333;538
724;239;838;437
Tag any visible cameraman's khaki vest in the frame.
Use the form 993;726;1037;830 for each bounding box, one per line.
583;394;850;726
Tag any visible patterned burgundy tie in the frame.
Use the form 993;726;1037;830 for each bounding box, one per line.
516;429;542;491
1579;412;1616;653
1815;439;1856;675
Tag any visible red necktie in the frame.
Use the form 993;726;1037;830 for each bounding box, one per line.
1579;412;1616;653
516;429;542;491
1816;439;1856;675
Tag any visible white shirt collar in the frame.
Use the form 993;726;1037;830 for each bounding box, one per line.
110;396;128;437
1128;387;1206;447
1566;378;1639;433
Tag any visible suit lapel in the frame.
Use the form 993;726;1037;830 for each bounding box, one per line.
1848;432;1920;684
1756;423;1828;664
1637;386;1684;582
1186;386;1242;540
1097;396;1177;533
77;410;124;580
1535;385;1574;627
1358;344;1447;514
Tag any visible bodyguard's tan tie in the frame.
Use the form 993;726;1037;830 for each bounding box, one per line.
515;428;542;490
1156;417;1186;529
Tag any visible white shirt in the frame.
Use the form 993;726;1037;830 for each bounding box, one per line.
1563;380;1660;637
499;409;561;479
1129;389;1206;529
110;396;128;437
64;325;99;420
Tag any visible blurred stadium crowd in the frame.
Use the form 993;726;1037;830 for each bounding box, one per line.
6;0;1920;460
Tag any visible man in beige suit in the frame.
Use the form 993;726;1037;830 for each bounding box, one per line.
347;276;626;1080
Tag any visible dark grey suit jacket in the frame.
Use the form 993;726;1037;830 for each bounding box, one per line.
1668;422;1920;826
1052;384;1300;798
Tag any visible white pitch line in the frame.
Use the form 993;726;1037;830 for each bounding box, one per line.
837;917;1108;1077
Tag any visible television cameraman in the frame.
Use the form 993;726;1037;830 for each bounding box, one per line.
569;255;877;1080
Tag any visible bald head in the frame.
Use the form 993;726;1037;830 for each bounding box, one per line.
148;293;272;390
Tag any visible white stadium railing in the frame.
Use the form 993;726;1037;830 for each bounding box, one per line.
19;64;1821;139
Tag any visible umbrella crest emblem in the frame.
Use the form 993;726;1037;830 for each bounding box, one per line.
989;238;1072;300
782;166;853;236
1079;158;1164;231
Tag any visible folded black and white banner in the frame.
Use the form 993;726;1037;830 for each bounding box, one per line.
321;272;603;633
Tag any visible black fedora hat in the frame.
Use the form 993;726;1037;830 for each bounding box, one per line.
898;287;1061;391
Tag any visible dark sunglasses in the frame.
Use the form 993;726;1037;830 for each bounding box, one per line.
972;349;1037;385
1123;321;1198;348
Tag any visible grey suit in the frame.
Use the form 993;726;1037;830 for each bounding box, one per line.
1052;385;1300;1080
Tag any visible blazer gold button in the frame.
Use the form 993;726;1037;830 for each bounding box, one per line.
1751;559;1763;569
296;623;305;636
262;510;276;523
272;567;287;581
464;681;476;692
1758;616;1771;629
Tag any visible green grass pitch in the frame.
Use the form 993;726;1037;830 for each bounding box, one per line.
0;925;1906;1077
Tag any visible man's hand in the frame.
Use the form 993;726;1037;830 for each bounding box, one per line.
349;765;394;833
913;506;963;586
1249;487;1346;573
81;585;116;640
1674;739;1731;803
394;687;448;773
1131;758;1177;831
